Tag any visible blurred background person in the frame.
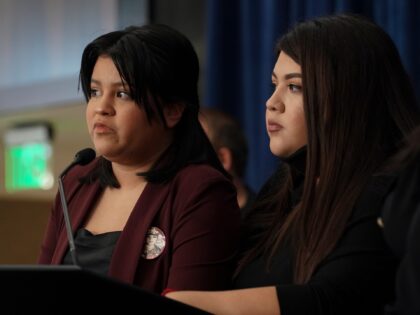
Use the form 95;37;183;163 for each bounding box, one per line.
200;107;256;217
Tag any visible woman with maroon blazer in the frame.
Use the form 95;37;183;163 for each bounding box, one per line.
38;24;240;295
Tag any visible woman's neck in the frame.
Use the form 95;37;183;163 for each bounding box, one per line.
109;135;173;188
111;162;148;189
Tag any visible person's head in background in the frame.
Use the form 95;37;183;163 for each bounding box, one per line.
244;13;420;284
199;107;256;213
79;24;227;185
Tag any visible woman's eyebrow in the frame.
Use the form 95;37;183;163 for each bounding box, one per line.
284;73;302;80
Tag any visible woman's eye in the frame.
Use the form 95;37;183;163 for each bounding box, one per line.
89;88;100;98
117;91;132;100
288;84;302;93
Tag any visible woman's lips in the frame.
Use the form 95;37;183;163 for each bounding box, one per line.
93;123;114;133
267;121;283;132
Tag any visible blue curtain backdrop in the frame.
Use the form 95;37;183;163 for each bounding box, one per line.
205;0;420;192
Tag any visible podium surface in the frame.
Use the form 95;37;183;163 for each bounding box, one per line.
0;265;210;314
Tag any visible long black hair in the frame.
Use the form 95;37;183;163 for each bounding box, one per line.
79;24;228;186
237;14;420;283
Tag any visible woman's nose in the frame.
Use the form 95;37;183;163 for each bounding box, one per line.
266;92;285;113
94;96;115;116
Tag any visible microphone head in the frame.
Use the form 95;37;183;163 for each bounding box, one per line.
74;148;96;165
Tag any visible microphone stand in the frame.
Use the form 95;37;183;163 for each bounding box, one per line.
57;148;96;267
58;175;78;266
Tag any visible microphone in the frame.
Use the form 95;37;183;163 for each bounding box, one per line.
59;148;96;178
58;148;96;266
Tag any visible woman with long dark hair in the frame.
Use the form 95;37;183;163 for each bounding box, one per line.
167;14;420;314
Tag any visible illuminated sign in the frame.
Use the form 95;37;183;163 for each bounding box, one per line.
4;124;54;191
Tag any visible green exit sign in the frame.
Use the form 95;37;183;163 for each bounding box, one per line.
4;124;54;192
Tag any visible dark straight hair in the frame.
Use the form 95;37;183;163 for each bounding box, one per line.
79;24;228;186
237;14;420;283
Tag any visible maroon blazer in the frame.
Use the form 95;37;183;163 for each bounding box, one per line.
38;159;241;294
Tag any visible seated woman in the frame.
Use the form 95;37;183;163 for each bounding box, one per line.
166;14;420;315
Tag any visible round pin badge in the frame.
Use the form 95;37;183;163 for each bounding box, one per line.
142;227;166;259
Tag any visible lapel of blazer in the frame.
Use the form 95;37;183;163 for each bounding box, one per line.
108;181;170;283
51;180;102;264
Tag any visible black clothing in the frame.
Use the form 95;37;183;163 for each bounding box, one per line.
382;152;420;315
63;228;121;275
236;148;306;258
234;148;306;288
234;147;397;314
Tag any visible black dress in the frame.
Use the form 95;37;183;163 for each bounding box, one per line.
62;228;121;275
234;149;397;315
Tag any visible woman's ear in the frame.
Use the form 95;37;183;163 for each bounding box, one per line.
163;103;186;128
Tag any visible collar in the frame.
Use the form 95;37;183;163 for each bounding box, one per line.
281;146;307;181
